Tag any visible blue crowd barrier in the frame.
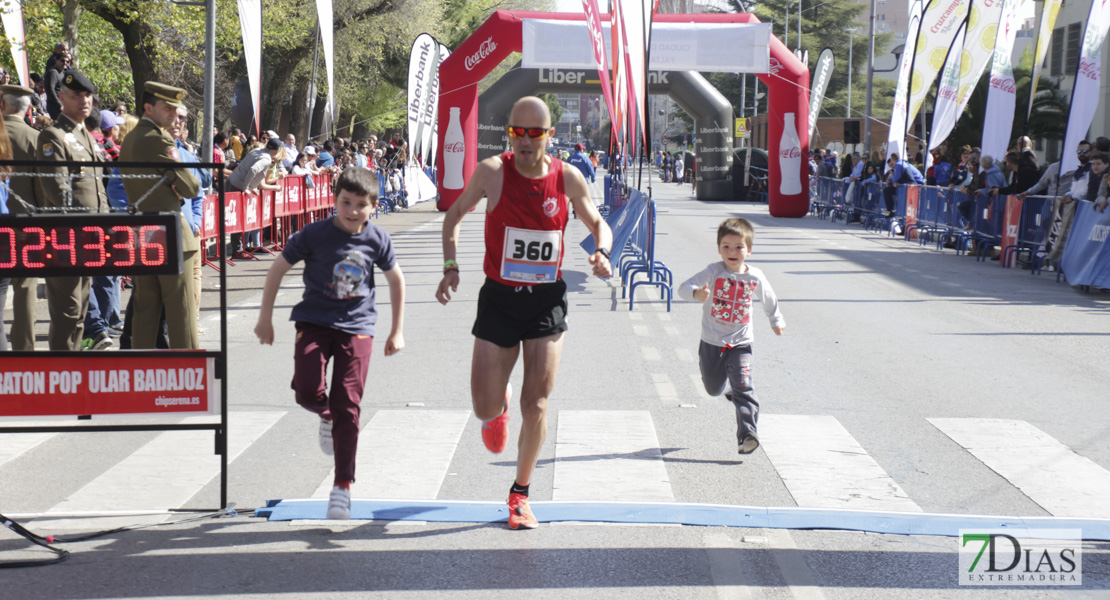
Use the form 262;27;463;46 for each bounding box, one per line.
1058;201;1110;288
1002;196;1054;273
580;187;672;310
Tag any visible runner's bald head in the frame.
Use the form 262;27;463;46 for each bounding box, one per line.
510;96;551;128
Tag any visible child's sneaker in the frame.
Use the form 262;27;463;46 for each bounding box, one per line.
319;418;334;455
481;383;511;453
326;486;351;520
738;432;760;455
507;492;538;530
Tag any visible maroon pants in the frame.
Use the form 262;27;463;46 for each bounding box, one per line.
291;322;374;483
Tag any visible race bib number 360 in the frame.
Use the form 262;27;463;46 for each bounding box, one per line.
501;227;560;283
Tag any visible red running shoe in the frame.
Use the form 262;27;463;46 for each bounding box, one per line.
507;492;538;529
481;383;511;453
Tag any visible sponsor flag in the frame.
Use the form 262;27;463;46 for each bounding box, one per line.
619;0;648;156
407;33;449;167
888;0;926;161
1028;0;1062;121
0;2;28;86
952;0;1007;123
610;1;628;153
927;20;967;165
314;0;336;137
582;0;619;142
807;48;835;138
906;0;972;126
1060;0;1110;175
236;0;262;135
979;0;1022;165
429;42;450;168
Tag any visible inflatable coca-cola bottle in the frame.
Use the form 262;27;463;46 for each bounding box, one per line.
443;107;465;190
779;112;802;196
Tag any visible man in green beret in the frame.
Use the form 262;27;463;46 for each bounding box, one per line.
2;84;41;350
34;70;107;351
120;81;201;349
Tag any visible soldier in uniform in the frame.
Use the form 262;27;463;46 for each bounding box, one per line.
1;84;41;350
120;81;200;349
35;70;107;351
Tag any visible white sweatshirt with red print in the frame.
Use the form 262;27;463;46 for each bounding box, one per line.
678;262;785;347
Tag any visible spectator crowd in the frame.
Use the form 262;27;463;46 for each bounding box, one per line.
0;41;415;352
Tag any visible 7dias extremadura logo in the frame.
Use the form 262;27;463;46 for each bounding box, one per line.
959;529;1082;586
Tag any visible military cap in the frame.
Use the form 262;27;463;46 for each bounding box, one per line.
0;84;34;97
144;81;188;108
61;70;96;94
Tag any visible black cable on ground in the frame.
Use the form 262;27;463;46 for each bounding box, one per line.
0;504;246;569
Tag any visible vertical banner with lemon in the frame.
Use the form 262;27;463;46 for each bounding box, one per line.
928;21;968;162
888;0;926;163
952;0;1007;121
1059;0;1110;175
1027;0;1062;122
979;0;1023;165
905;0;972;131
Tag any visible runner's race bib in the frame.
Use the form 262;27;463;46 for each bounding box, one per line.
501;227;560;283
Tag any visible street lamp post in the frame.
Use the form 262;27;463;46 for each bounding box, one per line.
864;0;876;154
846;28;858;120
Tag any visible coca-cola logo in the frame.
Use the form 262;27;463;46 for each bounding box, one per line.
990;75;1016;94
768;57;782;76
445;141;465;153
464;37;497;71
1080;58;1101;80
780;147;801;160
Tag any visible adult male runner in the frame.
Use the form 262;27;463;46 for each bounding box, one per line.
435;96;613;530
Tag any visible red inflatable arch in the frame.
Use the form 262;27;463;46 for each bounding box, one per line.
436;11;810;218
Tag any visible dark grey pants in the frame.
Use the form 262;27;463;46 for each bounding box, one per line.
698;341;759;441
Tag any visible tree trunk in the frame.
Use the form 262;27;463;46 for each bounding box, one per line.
83;1;161;116
289;76;311;147
59;0;82;65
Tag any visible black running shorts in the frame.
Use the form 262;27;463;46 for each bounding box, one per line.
472;278;569;348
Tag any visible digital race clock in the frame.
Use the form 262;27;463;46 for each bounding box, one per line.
0;212;183;277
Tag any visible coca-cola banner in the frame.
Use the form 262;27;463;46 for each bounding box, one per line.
980;0;1022;166
236;0;262;134
906;0;971;127
952;0;1006;121
1028;0;1062;122
927;21;967;162
1059;0;1110;175
407;33;449;168
0;2;28;86
887;0;925;162
520;19;771;73
807;48;834;138
581;0;618;141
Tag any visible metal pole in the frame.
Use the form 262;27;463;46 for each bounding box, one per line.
863;0;876;155
847;30;854;119
798;0;802;53
785;9;789;48
740;73;746;119
201;0;215;162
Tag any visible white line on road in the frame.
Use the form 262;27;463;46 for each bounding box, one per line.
703;530;755;600
38;411;285;529
641;347;662;361
553;410;674;502
929;418;1110;518
313;410;470;499
633;325;649;337
675;348;695;362
664;326;680;336
759;415;922;512
688;374;711;398
0;427;58;468
651;373;677;399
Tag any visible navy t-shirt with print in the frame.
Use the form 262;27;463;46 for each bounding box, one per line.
282;218;397;336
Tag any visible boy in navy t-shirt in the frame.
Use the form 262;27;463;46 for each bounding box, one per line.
255;166;406;520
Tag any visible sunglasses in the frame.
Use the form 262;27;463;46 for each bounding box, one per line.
1077;149;1090;154
507;126;550;139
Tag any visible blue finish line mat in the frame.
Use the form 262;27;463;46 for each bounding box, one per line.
255;499;1110;540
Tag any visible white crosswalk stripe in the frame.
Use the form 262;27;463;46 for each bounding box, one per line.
10;410;1110;522
0;425;58;468
930;418;1110;518
553;410;674;502
33;411;284;530
312;410;470;499
759;414;922;512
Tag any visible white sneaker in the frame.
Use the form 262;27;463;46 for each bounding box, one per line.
327;486;351;520
319;418;334;455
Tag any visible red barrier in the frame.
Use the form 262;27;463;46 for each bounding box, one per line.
1001;196;1022;268
200;194;222;271
904;186;920;239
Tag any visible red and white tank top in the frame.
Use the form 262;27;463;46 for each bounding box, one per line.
483;152;569;286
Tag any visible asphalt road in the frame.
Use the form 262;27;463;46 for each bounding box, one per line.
2;168;1108;598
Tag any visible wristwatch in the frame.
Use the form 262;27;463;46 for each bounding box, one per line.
594;247;610;260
